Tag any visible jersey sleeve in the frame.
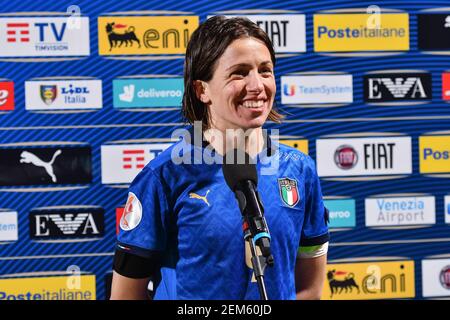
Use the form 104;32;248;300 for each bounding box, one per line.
116;165;170;258
300;156;330;249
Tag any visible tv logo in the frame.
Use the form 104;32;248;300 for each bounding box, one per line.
445;196;450;224
283;84;295;96
0;17;90;57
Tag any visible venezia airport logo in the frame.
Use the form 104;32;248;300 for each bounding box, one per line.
98;15;199;56
365;195;436;227
0;16;90;58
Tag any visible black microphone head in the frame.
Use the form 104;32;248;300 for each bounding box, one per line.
222;149;257;191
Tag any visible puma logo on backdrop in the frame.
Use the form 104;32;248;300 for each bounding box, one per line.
20;149;62;182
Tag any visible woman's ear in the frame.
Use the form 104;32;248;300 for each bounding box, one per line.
194;80;211;104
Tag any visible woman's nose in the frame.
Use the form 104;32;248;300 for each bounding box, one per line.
246;72;264;93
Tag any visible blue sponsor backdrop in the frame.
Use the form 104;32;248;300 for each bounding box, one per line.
1;0;450;300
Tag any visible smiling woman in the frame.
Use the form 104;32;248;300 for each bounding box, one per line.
110;16;329;300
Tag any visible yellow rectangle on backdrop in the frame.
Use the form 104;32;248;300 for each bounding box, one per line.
98;16;199;55
0;275;96;300
322;260;415;300
314;13;409;52
419;135;450;173
279;139;309;154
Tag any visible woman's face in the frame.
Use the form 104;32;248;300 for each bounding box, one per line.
200;37;276;131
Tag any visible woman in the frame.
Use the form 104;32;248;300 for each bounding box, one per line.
110;16;329;300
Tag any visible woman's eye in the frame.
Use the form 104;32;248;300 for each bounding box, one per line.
260;68;273;75
231;70;247;77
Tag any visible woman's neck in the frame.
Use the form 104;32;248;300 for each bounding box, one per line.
203;126;265;158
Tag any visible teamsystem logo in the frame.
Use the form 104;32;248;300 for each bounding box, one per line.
98;15;199;55
113;77;183;108
0;17;90;57
314;13;409;52
0;210;18;242
25;79;102;111
445;196;450;224
281;74;353;105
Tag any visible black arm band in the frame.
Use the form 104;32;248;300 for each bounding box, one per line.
113;248;162;279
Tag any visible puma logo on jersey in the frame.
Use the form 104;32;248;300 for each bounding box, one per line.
20;149;62;182
189;190;210;206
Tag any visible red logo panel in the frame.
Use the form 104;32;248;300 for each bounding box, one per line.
0;82;14;111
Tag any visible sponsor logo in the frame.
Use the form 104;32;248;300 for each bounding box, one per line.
0;81;14;111
334;145;358;169
0;145;91;186
314;13;409;52
418;14;450;51
365;196;435;227
0;274;95;300
98;16;199;55
279;139;308;154
120;192;142;231
281;74;353;105
422;259;450;297
0;210;18;242
113;78;183;108
419;135;450;173
101;143;171;184
29;206;104;240
323;199;356;228
323;261;415;300
316;137;412;177
0;17;90;57
189;190;211;207
445;196;450;224
278;178;300;207
211;14;306;53
440;266;450;290
116;207;124;235
442;72;450;101
25;79;102;111
364;72;431;103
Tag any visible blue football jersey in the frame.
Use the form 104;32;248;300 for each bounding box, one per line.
117;130;329;300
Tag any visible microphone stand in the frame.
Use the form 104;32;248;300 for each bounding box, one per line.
243;221;269;300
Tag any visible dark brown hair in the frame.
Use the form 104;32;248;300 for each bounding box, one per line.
182;15;283;129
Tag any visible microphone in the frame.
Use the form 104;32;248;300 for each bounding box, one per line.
222;149;274;266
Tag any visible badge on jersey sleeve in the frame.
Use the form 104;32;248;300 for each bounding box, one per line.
278;178;300;207
120;192;142;231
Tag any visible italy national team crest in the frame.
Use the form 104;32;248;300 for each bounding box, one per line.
278;178;300;207
40;85;57;105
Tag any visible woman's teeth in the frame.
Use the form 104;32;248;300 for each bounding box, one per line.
241;100;264;108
